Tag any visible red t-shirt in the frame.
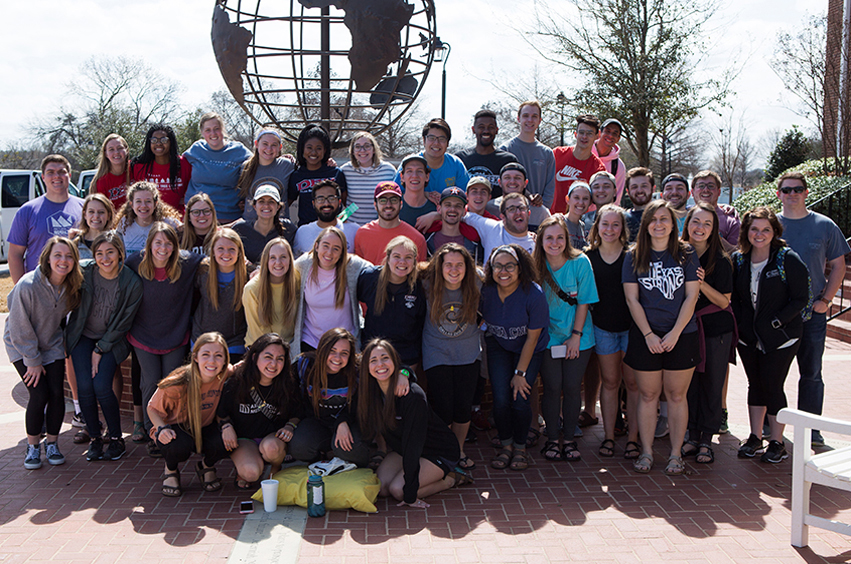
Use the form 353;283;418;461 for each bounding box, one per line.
95;172;129;210
131;156;192;214
353;221;427;265
552;147;604;214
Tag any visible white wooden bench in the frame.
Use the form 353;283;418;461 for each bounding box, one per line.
776;408;851;547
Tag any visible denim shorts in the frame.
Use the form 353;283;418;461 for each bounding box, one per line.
593;326;629;356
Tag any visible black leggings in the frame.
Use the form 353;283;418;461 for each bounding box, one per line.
14;359;65;437
426;361;481;425
156;423;228;472
738;341;801;416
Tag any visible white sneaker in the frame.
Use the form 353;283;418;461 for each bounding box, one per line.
654;416;669;438
24;444;42;470
45;442;65;466
71;412;85;428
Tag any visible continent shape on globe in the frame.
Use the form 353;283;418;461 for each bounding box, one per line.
298;0;414;91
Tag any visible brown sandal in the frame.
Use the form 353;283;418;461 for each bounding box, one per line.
491;448;512;469
509;449;529;471
195;461;222;492
162;469;182;497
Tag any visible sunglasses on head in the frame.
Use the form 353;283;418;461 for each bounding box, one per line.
779;186;805;194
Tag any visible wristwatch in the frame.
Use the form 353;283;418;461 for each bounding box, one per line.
514;369;526;379
572;329;583;337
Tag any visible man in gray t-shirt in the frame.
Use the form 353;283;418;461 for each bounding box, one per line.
501;101;556;208
777;172;850;446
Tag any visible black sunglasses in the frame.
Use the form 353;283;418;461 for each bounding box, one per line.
779;186;805;194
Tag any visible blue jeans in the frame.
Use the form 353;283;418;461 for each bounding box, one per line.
796;312;826;416
70;335;121;439
485;335;544;449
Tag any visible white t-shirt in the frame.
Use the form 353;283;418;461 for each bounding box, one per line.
293;219;359;257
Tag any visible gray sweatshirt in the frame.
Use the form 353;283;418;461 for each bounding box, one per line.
4;268;70;367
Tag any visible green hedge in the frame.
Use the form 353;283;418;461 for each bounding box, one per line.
732;159;851;214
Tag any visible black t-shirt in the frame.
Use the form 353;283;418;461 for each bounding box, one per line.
586;248;631;333
696;249;735;337
287;165;348;226
454;147;518;199
357;266;427;364
297;355;353;426
217;378;293;439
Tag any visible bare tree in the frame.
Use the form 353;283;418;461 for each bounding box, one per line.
770;14;826;153
29;56;185;170
710;110;753;203
377;102;427;160
527;0;734;166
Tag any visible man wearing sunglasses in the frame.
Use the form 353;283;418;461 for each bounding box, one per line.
353;181;427;265
777;171;850;448
293;180;360;256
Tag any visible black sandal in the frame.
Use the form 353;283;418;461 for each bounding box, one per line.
541;440;563;461
681;439;700;458
195;461;222;492
598;439;615;457
563;441;581;462
696;443;715;464
162;469;182;497
526;428;541;448
624;441;640;460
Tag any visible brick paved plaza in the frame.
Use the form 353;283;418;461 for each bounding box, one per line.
1;313;850;564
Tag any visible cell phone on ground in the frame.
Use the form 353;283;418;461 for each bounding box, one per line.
551;345;567;359
240;501;254;514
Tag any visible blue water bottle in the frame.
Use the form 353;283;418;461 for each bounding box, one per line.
307;474;326;517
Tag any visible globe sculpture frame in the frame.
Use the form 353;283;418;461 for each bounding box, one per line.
211;0;438;147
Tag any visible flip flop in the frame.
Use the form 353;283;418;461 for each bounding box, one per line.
458;456;476;470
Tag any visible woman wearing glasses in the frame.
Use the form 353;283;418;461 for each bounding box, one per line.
180;193;218;255
340;132;396;225
480;244;549;471
231;184;296;265
131;124;191;215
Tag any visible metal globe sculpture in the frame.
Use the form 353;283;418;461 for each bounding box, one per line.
211;0;438;147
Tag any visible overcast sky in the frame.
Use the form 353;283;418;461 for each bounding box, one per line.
0;0;822;166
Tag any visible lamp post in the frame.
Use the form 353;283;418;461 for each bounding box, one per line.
556;92;566;146
433;37;451;119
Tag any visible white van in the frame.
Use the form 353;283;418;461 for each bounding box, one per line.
0;170;83;262
77;169;96;195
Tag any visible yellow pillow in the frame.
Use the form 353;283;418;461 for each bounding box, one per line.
252;467;381;513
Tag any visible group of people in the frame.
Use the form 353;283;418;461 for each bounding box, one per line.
5;102;848;507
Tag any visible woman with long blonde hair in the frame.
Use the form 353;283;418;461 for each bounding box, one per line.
149;332;233;496
292;226;370;356
357;236;426;367
242;237;300;348
192;228;248;361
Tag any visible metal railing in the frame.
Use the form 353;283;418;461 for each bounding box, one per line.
808;181;851;322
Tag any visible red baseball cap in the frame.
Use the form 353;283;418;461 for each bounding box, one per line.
374;181;402;199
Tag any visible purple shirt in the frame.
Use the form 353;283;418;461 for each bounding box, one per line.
8;195;84;272
716;204;741;247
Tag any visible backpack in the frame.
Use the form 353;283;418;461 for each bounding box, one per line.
735;247;813;321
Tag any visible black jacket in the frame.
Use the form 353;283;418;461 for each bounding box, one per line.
731;246;812;352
